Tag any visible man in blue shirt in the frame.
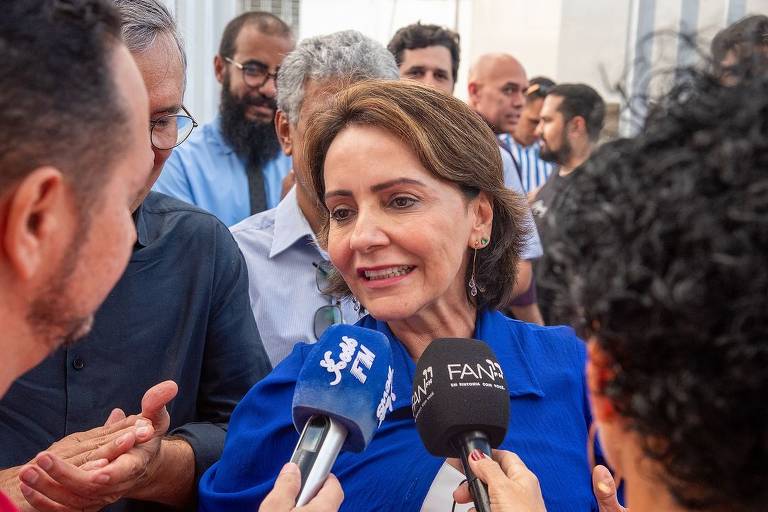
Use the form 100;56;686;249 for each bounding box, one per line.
0;2;271;510
154;11;294;226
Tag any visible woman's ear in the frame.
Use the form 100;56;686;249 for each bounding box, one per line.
469;191;493;245
587;339;619;423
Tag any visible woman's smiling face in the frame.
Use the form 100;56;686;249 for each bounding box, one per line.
323;124;486;321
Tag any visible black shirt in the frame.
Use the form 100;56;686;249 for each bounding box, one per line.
0;192;271;511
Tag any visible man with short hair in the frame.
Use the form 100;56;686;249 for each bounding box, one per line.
387;22;460;94
531;83;605;324
0;1;272;510
155;12;294;226
0;0;153;508
229;30;398;367
497;77;557;196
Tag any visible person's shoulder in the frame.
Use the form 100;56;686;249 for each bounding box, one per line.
230;207;278;236
504;316;586;364
229;208;278;255
140;192;237;253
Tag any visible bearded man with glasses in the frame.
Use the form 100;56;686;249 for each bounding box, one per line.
0;1;271;510
155;11;295;226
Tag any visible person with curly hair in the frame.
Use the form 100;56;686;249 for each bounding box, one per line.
453;63;768;512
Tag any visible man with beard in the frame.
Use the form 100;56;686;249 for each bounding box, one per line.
467;53;545;324
530;83;605;324
0;0;154;508
0;1;273;510
155;11;294;226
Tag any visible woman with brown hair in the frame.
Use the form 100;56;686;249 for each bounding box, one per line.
198;80;598;511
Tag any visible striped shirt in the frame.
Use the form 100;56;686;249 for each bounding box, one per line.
498;133;555;193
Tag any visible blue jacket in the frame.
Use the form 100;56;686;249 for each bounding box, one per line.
199;310;597;511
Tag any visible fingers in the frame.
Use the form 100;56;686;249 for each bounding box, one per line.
466;450;511;487
104;408;126;427
297;473;343;512
592;465;626;512
452;480;472;505
140;381;178;430
77;430;141;466
258;463;302;511
19;462;99;511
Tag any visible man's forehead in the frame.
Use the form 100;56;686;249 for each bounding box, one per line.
402;46;452;69
541;94;563;115
234;24;293;60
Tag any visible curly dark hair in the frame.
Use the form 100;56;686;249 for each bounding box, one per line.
304;79;530;311
547;66;768;511
387;22;461;83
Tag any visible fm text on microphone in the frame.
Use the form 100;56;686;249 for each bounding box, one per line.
290;324;394;506
411;338;509;512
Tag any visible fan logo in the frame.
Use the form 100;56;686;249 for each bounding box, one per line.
411;366;434;418
320;335;375;386
446;359;505;390
376;366;396;426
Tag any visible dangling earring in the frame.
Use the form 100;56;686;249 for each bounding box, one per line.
351;296;361;312
468;237;488;297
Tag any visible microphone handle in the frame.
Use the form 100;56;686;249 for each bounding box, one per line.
290;415;348;506
456;430;492;512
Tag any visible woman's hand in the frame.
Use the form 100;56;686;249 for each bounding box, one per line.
259;463;344;512
452;449;546;512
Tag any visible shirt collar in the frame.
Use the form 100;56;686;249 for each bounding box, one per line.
269;186;321;258
359;309;545;414
133;200;150;248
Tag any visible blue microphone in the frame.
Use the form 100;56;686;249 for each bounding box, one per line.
290;324;394;506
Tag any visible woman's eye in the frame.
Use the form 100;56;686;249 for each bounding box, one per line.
330;207;353;222
390;196;416;208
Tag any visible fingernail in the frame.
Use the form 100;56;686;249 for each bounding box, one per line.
20;469;38;484
19;483;32;497
596;480;612;494
280;462;299;476
95;474;110;484
136;427;150;437
37;455;53;471
135;419;149;428
469;449;485;461
115;432;132;446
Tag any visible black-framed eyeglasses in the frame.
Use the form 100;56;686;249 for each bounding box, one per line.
312;260;343;340
150;105;198;150
224;56;279;89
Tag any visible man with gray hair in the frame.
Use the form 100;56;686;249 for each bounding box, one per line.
230;30;399;366
0;1;271;510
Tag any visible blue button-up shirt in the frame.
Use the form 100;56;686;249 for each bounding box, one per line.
231;187;359;366
154;117;292;226
0;192;272;512
199;309;597;511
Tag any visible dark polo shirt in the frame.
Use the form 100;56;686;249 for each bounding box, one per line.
0;192;271;511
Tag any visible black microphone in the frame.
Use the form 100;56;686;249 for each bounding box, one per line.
411;338;509;512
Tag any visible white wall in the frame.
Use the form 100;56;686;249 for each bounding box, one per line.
167;0;768;125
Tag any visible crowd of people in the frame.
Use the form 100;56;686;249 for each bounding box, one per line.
0;1;765;511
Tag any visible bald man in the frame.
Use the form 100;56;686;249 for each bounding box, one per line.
468;53;527;135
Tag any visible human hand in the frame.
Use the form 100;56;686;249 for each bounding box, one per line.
592;465;627;512
452;449;546;512
259;463;343;512
18;380;178;511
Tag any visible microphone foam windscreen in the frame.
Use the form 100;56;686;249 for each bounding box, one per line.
292;324;394;452
412;338;509;457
